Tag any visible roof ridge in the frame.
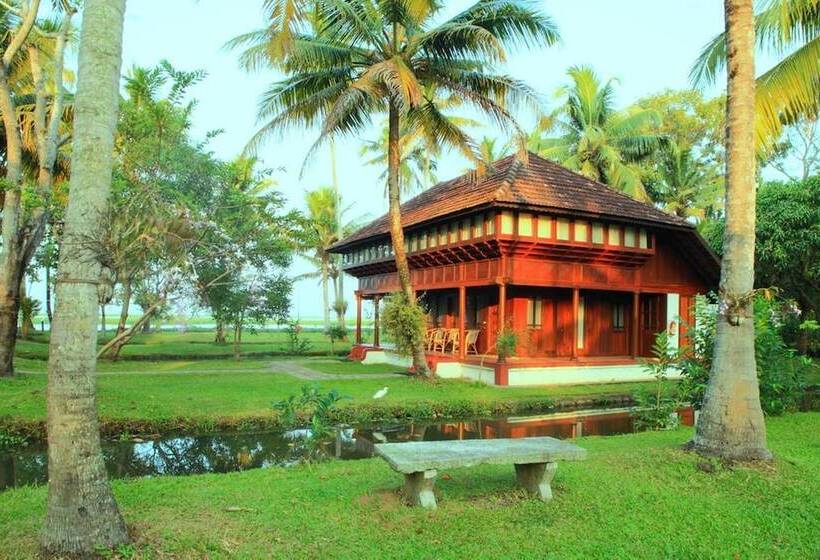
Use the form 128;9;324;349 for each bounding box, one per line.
491;155;524;201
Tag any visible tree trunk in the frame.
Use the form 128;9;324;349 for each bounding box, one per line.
117;279;131;335
100;305;107;339
19;280;34;339
45;260;53;326
321;256;330;330
233;321;242;359
387;100;429;376
142;316;151;333
689;0;770;461
215;321;227;344
331;139;346;329
100;301;161;360
41;0;130;555
0;0;44;377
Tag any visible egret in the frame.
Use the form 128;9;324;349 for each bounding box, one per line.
372;386;389;399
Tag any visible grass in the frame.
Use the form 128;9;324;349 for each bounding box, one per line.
0;366;646;439
0;413;817;559
297;356;408;375
12;330;375;361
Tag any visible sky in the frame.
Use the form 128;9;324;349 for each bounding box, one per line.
36;0;736;321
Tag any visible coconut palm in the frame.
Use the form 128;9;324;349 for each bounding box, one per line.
230;0;559;375
648;142;723;221
300;186;348;330
689;0;771;461
41;0;130;555
692;0;820;150
531;65;665;201
360;125;439;195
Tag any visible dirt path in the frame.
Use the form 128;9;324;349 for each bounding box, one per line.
269;360;400;380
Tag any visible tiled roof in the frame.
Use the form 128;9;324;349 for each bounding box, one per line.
331;152;693;251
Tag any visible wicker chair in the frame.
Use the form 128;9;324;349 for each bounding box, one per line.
446;328;460;355
430;328;447;352
465;329;480;355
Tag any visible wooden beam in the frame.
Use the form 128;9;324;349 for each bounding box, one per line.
373;295;381;348
571;287;579;360
498;282;507;332
631;291;640;357
458;285;466;359
355;291;362;345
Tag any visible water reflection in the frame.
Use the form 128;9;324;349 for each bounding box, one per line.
0;407;693;491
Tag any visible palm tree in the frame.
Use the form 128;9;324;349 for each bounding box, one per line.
531;65;665;201
688;0;771;461
301;186;342;330
360;125;439;195
231;0;559;375
41;0;130;555
649;141;723;220
692;0;819;150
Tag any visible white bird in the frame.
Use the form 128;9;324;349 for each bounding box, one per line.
372;386;389;399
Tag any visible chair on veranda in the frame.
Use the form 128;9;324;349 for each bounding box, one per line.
430;328;447;353
446;328;460;355
425;328;437;351
465;329;480;355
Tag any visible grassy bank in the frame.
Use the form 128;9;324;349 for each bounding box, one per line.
0;360;643;440
1;413;817;559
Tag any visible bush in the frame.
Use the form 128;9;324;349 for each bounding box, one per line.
495;327;518;362
285;320;311;355
325;325;347;354
633;331;681;430
381;292;426;357
679;294;810;415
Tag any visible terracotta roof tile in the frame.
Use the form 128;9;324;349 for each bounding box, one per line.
332;152;693;250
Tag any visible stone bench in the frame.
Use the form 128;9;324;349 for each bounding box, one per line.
374;436;587;509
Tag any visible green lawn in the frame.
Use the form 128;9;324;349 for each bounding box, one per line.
297;356;408;375
1;413;817;559
13;329;373;360
0;366;646;438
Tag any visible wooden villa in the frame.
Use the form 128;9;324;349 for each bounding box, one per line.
330;153;719;386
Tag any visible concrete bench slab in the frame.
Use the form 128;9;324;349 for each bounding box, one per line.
375;437;586;509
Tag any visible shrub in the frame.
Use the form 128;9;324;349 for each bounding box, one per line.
284;320;311;355
679;294;810;415
325;325;347;354
495;327;518;362
381;292;426;357
633;331;681;430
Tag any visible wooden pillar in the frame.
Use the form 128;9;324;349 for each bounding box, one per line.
355;292;362;344
458;285;466;359
498;283;507;331
571;287;579;360
373;295;381;348
631;291;640;358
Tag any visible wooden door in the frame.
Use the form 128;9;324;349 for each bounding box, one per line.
639;294;666;356
555;296;574;357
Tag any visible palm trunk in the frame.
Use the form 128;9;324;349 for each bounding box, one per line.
330;139;346;328
0;1;41;377
41;0;129;555
387;100;429;376
321;256;330;330
689;0;770;461
45;259;53;326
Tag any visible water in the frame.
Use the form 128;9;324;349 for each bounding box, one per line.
0;407;694;491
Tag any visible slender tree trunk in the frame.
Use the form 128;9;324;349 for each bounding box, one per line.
330;139;346;328
41;0;129;555
387;100;429;376
215;321;227;344
117;278;131;335
19;280;34;338
100;305;107;339
45;259;53;326
0;0;43;377
321;256;330;330
689;0;770;461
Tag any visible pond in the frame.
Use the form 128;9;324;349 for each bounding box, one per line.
0;406;694;491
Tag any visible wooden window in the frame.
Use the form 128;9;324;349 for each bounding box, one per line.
612;302;626;330
518;213;533;236
473;213;484;237
608;225;621;246
500;211;514;234
639;228;648;249
409;235;417;252
449;222;458;243
461;218;471;241
624;227;636;247
526;297;543;327
486;212;496;234
556;218;570;240
537;215;552;238
438;225;447;246
419;232;428;250
428;229;437;248
574;220;589;242
592;222;604;244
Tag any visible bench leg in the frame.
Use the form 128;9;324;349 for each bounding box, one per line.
514;462;557;502
403;469;437;509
